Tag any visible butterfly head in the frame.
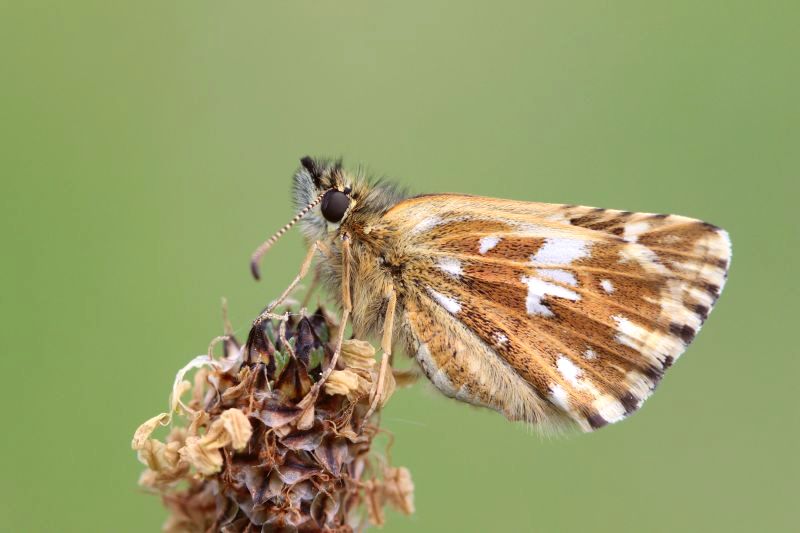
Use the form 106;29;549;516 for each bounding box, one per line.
250;156;408;280
292;156;359;242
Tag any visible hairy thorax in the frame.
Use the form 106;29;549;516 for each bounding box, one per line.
319;217;406;343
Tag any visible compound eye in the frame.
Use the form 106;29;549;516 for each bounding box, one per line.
320;189;350;223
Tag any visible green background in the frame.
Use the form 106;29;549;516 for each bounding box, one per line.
2;2;798;531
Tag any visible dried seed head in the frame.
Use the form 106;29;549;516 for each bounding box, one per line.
133;304;414;531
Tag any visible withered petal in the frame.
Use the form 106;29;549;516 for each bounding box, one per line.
288;480;316;504
324;369;369;398
245;321;276;372
340;339;377;370
220;409;253;451
255;400;302;428
383;466;415;515
220;517;251;533
310;491;340;527
220;366;253;404
273;356;312;402
294;317;316;367
280;426;325;451
313;436;350;478
295;402;315;431
275;461;320;485
131;413;170;450
243;468;282;506
181;435;224;475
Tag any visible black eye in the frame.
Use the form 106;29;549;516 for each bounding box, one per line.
321;190;350;223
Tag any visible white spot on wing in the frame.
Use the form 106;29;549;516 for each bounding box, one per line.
623;221;650;243
548;384;571;411
593;395;626;423
556;355;582;387
583;348;597;360
531;238;592;266
427;288;462;314
494;332;508;346
479;236;500;254
688;286;714;308
521;275;580;317
553;356;624;421
612;314;684;366
619;245;669;275
539;268;578;286
412;216;442;234
436;257;463;278
660;279;701;330
545;212;571;224
600;279;615;293
612;315;644;350
716;229;732;264
625;371;654;403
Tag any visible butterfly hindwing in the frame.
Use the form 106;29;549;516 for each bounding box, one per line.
400;288;569;430
383;195;731;431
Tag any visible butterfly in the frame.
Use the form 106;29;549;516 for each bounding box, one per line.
249;156;731;432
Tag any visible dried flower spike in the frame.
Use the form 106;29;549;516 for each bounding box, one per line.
133;305;414;532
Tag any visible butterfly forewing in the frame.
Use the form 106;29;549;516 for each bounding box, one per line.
382;195;730;431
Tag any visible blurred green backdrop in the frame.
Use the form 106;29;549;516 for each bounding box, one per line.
2;1;798;531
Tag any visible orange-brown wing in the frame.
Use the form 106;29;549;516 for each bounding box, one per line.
382;195;731;431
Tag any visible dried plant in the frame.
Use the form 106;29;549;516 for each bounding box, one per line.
132;305;414;532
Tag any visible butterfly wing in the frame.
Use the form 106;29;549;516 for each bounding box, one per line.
381;195;731;431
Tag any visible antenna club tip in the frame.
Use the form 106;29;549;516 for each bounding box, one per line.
250;260;262;281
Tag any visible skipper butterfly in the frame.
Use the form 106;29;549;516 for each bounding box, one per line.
250;157;731;432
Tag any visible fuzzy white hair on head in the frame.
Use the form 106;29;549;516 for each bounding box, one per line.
292;163;329;243
290;156;410;243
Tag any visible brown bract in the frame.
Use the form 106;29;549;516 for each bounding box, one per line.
132;308;413;532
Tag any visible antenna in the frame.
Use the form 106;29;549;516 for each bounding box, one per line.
249;190;329;280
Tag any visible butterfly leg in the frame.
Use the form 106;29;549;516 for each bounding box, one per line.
251;240;327;330
364;285;397;421
297;239;332;310
300;269;321;309
312;234;352;388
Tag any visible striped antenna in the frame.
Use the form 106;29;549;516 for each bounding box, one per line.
250;190;329;280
